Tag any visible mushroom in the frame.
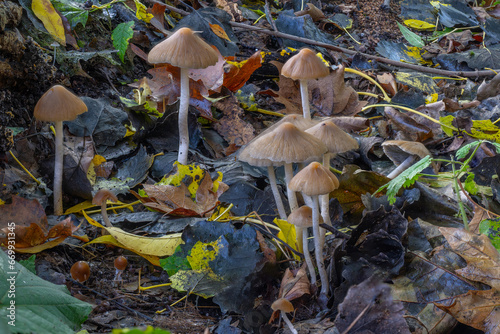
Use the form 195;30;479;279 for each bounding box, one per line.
148;27;219;165
271;298;298;334
114;256;127;283
281;48;330;120
70;261;90;283
239;122;327;229
288;205;319;285
305;120;358;244
92;189;118;227
382;140;432;179
34;85;88;215
289;162;339;296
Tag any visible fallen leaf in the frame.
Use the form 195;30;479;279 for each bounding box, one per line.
213;94;255;146
32;0;66;44
223;51;263;92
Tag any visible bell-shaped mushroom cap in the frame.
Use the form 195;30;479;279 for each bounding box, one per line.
289;161;339;196
287;205;322;228
148;27;219;69
238;147;276;167
92;189;118;206
281;48;330;80
34;85;88;122
271;298;294;313
305;120;359;154
240;122;327;164
382;140;431;165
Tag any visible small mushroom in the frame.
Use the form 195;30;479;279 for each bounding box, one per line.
271;298;298;334
113;256;127;283
70;261;90;283
92;189;118;227
382;140;432;179
148;27;219;165
34;85;88;215
288;205;319;285
289;162;339;296
281;48;330;120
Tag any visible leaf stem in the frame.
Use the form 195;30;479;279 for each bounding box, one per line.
451;157;469;230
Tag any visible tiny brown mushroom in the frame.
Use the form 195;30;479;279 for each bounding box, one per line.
271;298;297;334
281;48;330;120
70;261;90;283
92;189;118;227
382;140;432;179
34;85;88;215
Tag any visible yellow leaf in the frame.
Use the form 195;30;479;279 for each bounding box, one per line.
469;120;500;142
404;19;436;30
14;236;67;254
440;115;455;137
209;23;230;41
160;162;206;198
274;218;300;260
426;93;439;103
83;210;183;256
208;204;231;221
187;238;223;270
133;0;153;23
0;199;4;205
65;200;95;215
32;0;66;44
401;47;433;66
92;155;106;165
86;234;160;266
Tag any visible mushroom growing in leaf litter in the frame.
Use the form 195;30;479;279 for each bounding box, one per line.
271;298;298;334
34;85;88;216
382;140;432;179
92;189;118;228
147;27;219;165
70;261;90;283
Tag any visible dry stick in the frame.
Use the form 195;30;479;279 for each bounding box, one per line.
159;2;499;78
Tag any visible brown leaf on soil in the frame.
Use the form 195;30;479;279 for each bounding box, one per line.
443;98;481;113
477;73;500;101
273;62;367;117
189;48;225;92
270;266;310;322
255;230;276;264
435;227;500;332
133;174;228;217
329;116;370;132
377;73;397;97
214;0;244;22
223;52;262;92
213;94;255;146
0;196;84;251
295;3;325;22
385;106;434;142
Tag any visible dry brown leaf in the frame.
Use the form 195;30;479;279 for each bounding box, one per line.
385;106;434;142
213;94;255;146
223;52;263;92
270;266;310;322
377;73;397;97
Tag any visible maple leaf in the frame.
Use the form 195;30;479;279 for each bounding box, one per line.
436;227;500;333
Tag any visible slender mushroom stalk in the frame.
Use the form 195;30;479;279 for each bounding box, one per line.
382;140;433;179
92;189;118;227
281;48;330;120
268;166;288;220
271;298;298;334
305;120;358;246
34;85;88;215
284;163;299;213
289;162;339;297
147;27;218;165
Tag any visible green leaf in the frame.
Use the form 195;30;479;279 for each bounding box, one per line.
397;22;425;47
440;115;456;137
374;155;433;205
464;173;478;195
456;141;481;160
52;0;89;29
18;255;36;274
0;250;92;333
112;326;171;334
160;245;191;276
112;21;135;63
479;218;500;251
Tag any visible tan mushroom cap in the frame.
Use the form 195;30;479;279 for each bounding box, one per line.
289;161;339;196
305;120;359;154
239;122;327;164
92;189;118;206
287;205;323;228
34;85;87;122
271;298;294;313
382;140;431;165
147;27;219;69
281;48;330;80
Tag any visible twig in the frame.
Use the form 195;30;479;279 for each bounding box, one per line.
156;2;499;78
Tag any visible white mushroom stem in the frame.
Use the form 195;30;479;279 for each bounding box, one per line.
53;120;64;215
100;203;112;227
284;163;299;213
299;79;311;120
302;227;317;285
281;313;298;334
387;155;416;179
311;195;329;296
320;153;333;247
178;67;190;165
268;166;288;220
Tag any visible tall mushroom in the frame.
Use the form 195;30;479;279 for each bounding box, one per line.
289;161;339;296
34;85;88;215
148;27;219;165
382;140;432;179
305;120;358;244
92;189;118;227
281;48;330;120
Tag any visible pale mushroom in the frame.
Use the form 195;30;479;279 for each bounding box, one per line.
382;140;432;179
271;298;298;334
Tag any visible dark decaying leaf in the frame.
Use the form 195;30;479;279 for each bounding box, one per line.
114;145;154;189
384;106;433;142
436;45;500;71
334;276;411;334
213;94;255;146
